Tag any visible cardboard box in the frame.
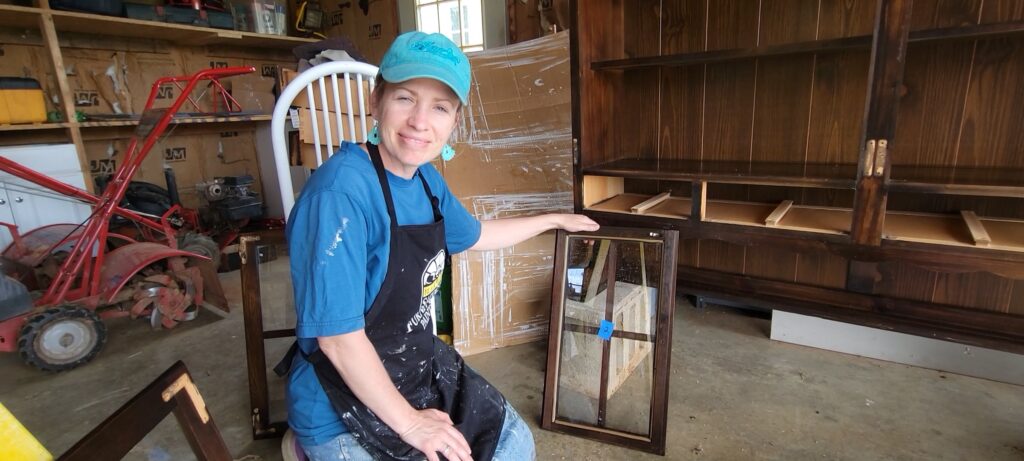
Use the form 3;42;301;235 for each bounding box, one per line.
127;52;186;115
322;0;398;65
444;32;574;356
281;68;373;113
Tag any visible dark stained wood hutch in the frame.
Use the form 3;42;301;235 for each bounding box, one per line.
570;0;1024;353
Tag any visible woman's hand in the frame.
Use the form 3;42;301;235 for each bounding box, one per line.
553;213;600;232
398;408;473;461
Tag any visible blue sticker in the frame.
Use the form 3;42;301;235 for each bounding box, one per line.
597;320;614;341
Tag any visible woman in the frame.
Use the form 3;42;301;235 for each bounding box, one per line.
283;31;599;461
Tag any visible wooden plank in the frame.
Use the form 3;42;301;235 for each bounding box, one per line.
960;210;992;246
38;9;92;194
657;66;704;162
587;193;691;220
765;200;794;226
875;261;938;303
744;245;798;282
750;56;814;165
631;192;672;214
582;176;623;208
661;0;706;54
706;0;759;50
697;239;746;274
980;0;1024;24
759;0;819;46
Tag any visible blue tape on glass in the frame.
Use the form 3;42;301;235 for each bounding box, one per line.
597;320;614;341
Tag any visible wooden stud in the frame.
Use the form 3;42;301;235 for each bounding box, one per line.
630;192;672;214
960;210;992;247
765;200;794;227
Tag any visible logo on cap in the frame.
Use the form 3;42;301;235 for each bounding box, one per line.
411;40;461;66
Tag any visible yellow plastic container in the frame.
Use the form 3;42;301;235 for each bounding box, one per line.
0;77;48;125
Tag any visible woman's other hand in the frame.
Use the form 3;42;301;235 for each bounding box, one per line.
398;408;473;461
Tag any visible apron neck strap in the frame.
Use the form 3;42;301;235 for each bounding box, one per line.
366;142;443;224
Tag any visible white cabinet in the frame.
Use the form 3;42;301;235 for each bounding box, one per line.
0;144;92;251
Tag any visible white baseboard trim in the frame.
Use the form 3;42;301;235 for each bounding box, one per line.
770;310;1024;386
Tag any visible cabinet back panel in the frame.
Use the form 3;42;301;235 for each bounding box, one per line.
751;56;815;164
661;0;707;54
893;42;974;168
957;37;1024;169
911;0;983;29
817;0;877;39
706;0;760;50
806;51;871;165
657;67;704;162
980;0;1024;23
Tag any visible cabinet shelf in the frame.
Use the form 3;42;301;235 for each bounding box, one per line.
592;21;1024;71
582;158;857;189
587;191;1024;252
0;123;70;132
888;165;1024;198
0;4;316;49
79;113;272;128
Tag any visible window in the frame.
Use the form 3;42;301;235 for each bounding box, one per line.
416;0;484;52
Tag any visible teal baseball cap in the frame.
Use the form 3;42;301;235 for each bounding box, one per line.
379;31;470;105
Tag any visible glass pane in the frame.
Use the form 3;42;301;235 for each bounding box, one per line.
437;0;459;45
417;5;440;34
417;0;436;5
256;243;294;331
461;0;483;48
555;237;662;437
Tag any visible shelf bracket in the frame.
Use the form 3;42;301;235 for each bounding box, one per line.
874;139;888;177
960;210;991;247
764;200;794;227
863;139;877;177
631;192;672;214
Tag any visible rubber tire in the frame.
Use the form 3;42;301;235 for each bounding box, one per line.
17;307;107;372
178;232;221;267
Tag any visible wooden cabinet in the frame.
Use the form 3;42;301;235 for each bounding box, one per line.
571;0;1024;352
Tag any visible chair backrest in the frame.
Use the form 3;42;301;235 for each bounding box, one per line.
271;61;379;219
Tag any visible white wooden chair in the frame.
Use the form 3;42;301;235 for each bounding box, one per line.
271;61;379;219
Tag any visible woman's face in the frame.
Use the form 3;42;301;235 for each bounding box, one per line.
371;78;460;179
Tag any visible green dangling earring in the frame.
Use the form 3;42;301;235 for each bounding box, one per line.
441;144;455;161
367;124;380;144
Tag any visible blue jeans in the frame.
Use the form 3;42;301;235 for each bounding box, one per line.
301;401;535;461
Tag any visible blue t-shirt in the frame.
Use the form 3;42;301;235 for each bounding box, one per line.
285;142;481;446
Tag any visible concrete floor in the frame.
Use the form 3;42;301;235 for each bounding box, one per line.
2;269;1023;460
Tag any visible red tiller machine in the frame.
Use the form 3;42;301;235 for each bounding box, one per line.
0;66;255;371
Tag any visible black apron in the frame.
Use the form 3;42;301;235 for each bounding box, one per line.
279;142;506;461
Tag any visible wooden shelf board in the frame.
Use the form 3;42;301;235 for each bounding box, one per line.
586;193;692;220
583;159;857;189
889;165;1024;198
0;4;40;28
593;21;1024;70
0;5;316;49
705;201;850;235
79;113;271;128
0;122;69;132
883;212;1024;252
